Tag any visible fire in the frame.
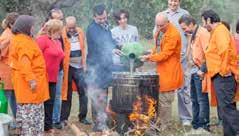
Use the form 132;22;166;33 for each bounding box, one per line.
128;95;157;135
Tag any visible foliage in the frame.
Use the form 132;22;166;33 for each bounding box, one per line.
0;0;238;38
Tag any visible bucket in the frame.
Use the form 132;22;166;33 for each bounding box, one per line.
0;82;8;114
0;113;13;136
111;72;159;114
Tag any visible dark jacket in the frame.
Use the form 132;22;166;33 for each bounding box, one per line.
86;21;115;89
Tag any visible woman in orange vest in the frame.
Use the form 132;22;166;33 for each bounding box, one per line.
10;15;49;135
0;12;18;123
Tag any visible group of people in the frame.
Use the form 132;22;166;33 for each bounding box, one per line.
1;0;239;136
141;1;239;136
0;3;139;135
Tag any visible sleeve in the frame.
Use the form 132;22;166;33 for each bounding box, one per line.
17;47;36;81
148;34;178;62
215;28;231;75
215;29;230;55
135;27;140;42
0;37;10;50
199;31;210;53
86;28;95;66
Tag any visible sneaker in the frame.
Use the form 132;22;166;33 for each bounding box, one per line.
79;118;92;125
182;120;191;127
195;128;211;135
60;120;68;128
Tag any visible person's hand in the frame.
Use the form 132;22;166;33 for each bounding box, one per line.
113;49;124;56
28;80;37;92
197;70;205;80
139;55;150;62
83;65;87;72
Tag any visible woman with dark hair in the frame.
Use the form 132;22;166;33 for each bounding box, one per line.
111;9;139;71
0;12;19;122
235;19;239;54
9;15;49;135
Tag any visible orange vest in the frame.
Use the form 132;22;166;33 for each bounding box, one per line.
0;28;13;90
149;23;184;92
9;34;49;103
61;27;86;100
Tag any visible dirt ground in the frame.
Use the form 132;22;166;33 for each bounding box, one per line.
9;91;224;136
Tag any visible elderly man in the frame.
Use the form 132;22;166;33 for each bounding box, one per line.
141;12;184;128
60;16;91;125
162;0;192;126
202;9;239;136
86;4;115;132
179;15;210;133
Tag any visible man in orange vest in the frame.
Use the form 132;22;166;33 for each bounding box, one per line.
61;16;91;125
202;9;239;136
179;14;210;134
140;12;184;129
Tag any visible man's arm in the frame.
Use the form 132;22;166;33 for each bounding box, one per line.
148;34;179;62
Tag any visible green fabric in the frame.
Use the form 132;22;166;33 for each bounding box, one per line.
0;82;8;113
120;42;145;68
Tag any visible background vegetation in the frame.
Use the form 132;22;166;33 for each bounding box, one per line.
0;0;238;38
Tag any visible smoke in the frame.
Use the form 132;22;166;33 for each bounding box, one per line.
85;23;116;131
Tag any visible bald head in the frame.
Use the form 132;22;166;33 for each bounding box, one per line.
155;12;169;33
65;16;78;35
66;16;76;26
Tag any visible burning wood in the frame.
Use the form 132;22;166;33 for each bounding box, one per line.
128;95;157;135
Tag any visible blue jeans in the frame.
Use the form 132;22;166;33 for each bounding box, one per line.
190;73;210;130
5;90;17;118
52;70;63;124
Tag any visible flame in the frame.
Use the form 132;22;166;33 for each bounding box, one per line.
128;95;156;135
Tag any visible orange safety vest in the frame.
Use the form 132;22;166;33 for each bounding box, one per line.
149;23;184;92
61;27;86;100
9;34;49;103
0;28;13;90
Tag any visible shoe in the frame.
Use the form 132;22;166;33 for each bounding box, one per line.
60;120;68;127
195;128;211;135
79;118;92;125
92;125;102;132
182;120;191;127
9;121;17;129
53;122;63;129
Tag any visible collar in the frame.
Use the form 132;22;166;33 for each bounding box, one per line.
166;7;181;14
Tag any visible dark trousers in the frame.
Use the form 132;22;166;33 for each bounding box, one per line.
212;74;239;136
190;73;210;130
60;66;88;121
44;82;56;131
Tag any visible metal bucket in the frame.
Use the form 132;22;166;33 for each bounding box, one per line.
0;113;13;136
111;72;159;114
